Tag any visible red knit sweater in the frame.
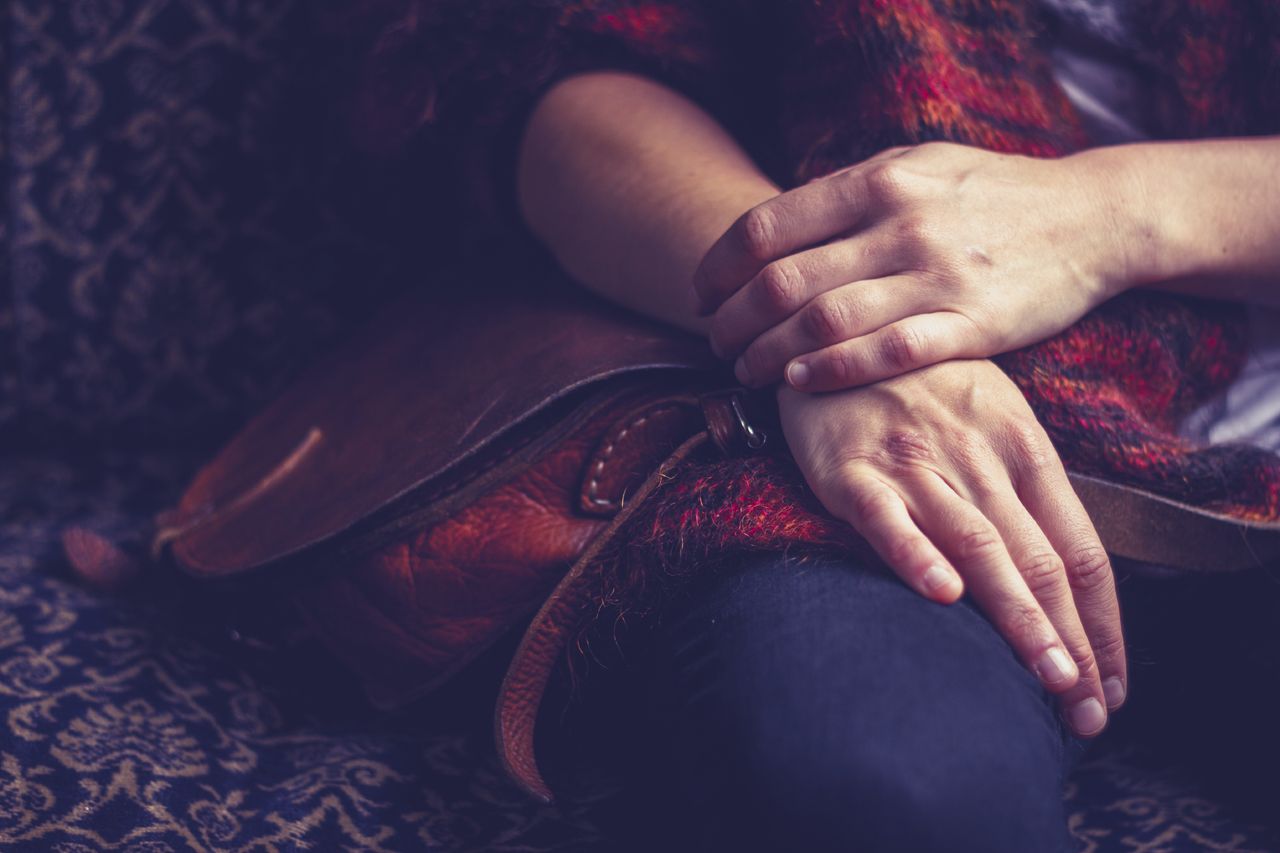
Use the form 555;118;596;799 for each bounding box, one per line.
351;0;1280;583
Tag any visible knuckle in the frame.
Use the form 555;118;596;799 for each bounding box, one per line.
1001;601;1046;641
913;140;952;157
1065;545;1114;592
947;428;989;475
885;534;923;571
1088;630;1127;664
882;430;938;466
892;213;931;252
847;479;898;523
756;260;803;312
880;324;927;371
837;293;873;336
1004;420;1046;453
739;205;779;262
952;521;1003;563
707;322;730;357
740;342;772;383
1071;650;1100;682
823;346;861;385
864;161;909;202
1004;421;1058;473
1018;551;1067;596
803;293;852;344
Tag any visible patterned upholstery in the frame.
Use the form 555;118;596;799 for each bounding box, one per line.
2;2;1279;850
2;454;1279;850
1;0;427;448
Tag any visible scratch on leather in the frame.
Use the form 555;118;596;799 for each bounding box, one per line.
457;393;508;446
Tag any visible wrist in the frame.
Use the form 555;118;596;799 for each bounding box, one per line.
1063;146;1160;299
1068;143;1213;296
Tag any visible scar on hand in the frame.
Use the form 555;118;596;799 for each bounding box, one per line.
965;245;994;266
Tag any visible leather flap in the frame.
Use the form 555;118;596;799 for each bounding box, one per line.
166;258;722;577
1067;473;1280;572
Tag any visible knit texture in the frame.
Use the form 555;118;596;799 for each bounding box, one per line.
351;1;1280;613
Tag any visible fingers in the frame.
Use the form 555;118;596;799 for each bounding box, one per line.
835;471;964;604
764;313;980;391
706;229;906;358
803;146;911;184
971;479;1110;736
903;473;1086;704
1012;444;1127;712
694;166;883;314
724;276;921;385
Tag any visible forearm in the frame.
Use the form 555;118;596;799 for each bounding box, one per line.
517;71;779;334
1086;136;1280;305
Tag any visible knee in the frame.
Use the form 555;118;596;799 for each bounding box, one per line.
735;720;1072;853
652;556;1075;852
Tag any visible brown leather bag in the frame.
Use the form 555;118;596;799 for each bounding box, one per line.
137;257;777;801
135;256;1280;803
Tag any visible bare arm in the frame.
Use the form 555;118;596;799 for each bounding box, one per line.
1102;136;1280;305
693;136;1280;393
515;71;1124;737
517;71;779;334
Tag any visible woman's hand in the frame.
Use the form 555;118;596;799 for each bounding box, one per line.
696;142;1131;391
778;358;1127;735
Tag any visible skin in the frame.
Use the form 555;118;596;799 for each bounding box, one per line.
517;70;1278;737
696;137;1280;391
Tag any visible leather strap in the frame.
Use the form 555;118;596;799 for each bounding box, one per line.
163;264;721;579
495;431;711;803
493;428;1280;804
1067;472;1280;572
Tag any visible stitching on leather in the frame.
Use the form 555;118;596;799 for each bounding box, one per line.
345;391;659;557
585;404;688;509
385;392;625;520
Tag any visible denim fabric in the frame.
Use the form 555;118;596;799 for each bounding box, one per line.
576;551;1087;853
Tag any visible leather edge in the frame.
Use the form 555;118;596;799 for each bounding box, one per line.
1068;472;1280;572
493;431;711;803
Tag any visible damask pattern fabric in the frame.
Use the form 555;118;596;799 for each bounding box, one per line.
1;0;424;449
0;454;1277;850
0;452;617;851
3;1;1280;850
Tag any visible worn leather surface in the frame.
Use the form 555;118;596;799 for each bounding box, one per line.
288;386;709;710
1068;473;1280;572
166;264;722;576
496;431;712;802
162;270;1280;805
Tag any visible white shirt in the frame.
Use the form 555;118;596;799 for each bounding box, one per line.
1042;0;1280;452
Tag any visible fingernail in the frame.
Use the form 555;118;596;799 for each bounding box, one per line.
734;359;752;386
1067;697;1107;736
1034;647;1075;686
921;563;953;595
786;361;811;388
1103;677;1126;708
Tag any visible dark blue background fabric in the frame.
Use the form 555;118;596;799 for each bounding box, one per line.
591;551;1086;852
4;452;1280;851
0;0;451;450
2;1;1280;850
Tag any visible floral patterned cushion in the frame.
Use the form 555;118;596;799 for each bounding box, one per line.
3;2;1279;850
1;452;1278;851
1;0;434;448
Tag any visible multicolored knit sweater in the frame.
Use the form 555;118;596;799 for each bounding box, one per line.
351;0;1280;590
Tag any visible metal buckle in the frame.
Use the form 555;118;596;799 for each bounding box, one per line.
730;391;768;450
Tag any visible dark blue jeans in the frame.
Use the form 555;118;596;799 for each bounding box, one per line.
561;550;1087;852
